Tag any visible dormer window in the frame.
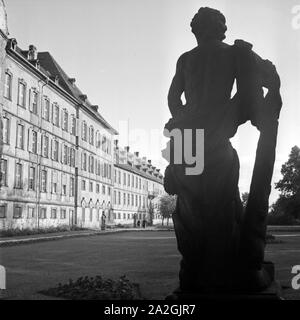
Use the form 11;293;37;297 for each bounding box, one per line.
68;78;76;87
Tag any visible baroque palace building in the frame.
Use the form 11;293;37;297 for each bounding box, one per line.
0;1;164;230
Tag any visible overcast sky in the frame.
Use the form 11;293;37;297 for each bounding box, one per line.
5;0;300;204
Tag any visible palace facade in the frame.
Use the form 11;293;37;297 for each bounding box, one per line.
0;2;165;230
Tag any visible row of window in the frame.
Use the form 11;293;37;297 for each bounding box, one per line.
114;169;145;190
4;70;112;154
0;159;75;195
2;116;76;166
81;153;112;178
81;179;111;196
0;205;71;220
115;212;147;221
113;191;146;208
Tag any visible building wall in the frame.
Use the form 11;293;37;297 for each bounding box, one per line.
76;107;114;229
0;54;77;229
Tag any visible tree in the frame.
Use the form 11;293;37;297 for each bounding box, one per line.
270;146;300;222
241;192;249;208
275;146;300;196
159;195;176;226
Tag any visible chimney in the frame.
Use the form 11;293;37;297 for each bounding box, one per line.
79;94;87;102
28;45;37;61
92;105;98;112
134;152;139;157
148;160;152;165
125;146;130;152
69;78;76;86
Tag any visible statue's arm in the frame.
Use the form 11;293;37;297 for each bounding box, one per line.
168;54;185;118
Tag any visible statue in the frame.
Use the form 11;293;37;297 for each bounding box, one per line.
163;7;282;297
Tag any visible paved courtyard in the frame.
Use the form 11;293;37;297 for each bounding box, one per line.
0;230;300;300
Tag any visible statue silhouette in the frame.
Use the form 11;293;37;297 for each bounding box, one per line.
163;7;282;296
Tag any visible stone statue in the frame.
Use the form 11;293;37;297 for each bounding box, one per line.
163;7;282;296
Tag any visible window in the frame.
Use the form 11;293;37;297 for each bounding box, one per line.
71;115;76;135
82;153;87;171
53;104;60;127
96;183;100;193
63;145;68;165
4;71;12;100
41;170;47;192
15;163;22;188
42;135;49;158
52;181;57;193
30;90;38;114
127;193;130;206
114;191;117;205
90;208;93;222
18;80;26;107
62;183;67;195
39;208;47;219
13;206;22;219
28;207;35;219
0;159;8;187
123;193;126;205
63;109;68;131
16;124;24;149
43;97;50;121
131;194;134;206
51;208;57;219
70;148;75;167
139;178;141;189
102;185;106;195
89;126;94;145
82;121;87;141
128;174;130;187
31;130;38;154
118;171;121;184
2;116;10;144
123;173;126;186
135;195;138;207
81;179;86;191
89;155;94;173
118;191;121;205
29;166;35;190
96;131;101;148
96;160;101;176
108;187;111;196
60;209;66;219
70;177;75;196
53;140;59;161
89;182;93;192
0;205;6;219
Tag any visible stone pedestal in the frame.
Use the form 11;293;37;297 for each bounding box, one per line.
166;281;283;301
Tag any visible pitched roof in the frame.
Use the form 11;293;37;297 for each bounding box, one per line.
37;52;118;134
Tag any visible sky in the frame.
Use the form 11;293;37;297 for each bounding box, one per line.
4;0;300;204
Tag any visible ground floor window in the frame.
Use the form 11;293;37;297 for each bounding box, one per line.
0;205;6;218
51;208;57;219
39;208;47;219
28;207;35;219
60;209;66;219
13;206;22;219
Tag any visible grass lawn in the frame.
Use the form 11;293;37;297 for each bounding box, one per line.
0;231;299;300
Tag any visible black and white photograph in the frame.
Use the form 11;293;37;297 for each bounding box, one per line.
0;0;300;310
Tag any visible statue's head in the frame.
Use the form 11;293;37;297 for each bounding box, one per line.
191;7;227;42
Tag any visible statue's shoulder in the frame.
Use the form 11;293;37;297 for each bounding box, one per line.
233;39;254;51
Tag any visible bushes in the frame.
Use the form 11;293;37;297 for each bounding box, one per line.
267;212;300;226
0;225;86;238
40;275;142;300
